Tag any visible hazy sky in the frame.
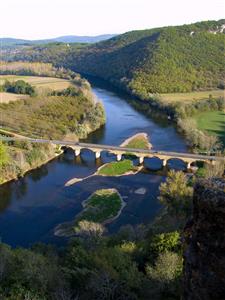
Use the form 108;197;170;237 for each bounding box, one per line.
1;0;224;39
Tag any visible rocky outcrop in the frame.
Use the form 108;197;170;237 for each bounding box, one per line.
183;178;225;300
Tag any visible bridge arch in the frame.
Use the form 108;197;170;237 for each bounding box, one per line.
167;158;187;171
79;148;101;160
144;156;163;170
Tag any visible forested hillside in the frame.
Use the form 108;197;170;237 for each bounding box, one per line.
7;20;225;97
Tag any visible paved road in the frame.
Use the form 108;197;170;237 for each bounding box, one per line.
1;136;224;161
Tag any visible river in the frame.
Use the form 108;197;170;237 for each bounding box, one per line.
0;82;187;247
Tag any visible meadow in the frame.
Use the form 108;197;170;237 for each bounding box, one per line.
160;89;224;104
194;111;225;145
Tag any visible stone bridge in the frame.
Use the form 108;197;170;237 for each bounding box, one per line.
59;142;224;169
1;136;224;170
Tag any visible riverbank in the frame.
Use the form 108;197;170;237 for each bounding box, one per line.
0;143;63;185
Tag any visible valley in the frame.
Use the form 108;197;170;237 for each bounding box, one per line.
0;16;224;300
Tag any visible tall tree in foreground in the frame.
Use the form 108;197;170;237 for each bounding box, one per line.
159;170;193;217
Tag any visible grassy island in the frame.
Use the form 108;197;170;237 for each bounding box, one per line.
77;189;124;224
121;133;151;150
97;160;136;176
54;189;125;237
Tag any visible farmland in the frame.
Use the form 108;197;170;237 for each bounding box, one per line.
0;75;72;97
0;92;29;103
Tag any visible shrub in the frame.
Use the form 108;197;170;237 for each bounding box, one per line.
149;232;181;255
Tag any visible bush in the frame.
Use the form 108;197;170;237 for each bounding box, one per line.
149;232;181;255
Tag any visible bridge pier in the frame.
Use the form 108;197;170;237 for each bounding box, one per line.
187;162;191;169
95;151;101;159
74;149;80;157
116;154;122;161
162;159;167;167
138;156;144;164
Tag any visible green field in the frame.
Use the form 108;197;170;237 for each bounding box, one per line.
98;160;135;176
194;111;225;145
160;90;224;104
77;189;122;223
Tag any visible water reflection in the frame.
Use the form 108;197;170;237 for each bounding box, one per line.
167;158;187;171
30;165;49;182
0;184;12;212
0;179;28;212
144;157;163;170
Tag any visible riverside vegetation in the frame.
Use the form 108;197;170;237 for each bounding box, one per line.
0;62;105;183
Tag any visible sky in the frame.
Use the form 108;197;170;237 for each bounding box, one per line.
1;0;224;39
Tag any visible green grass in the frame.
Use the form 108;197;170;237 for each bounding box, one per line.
77;189;122;223
125;136;149;149
194;111;225;145
160;90;224;104
98;160;135;176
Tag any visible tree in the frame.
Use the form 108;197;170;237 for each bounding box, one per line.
74;220;105;249
75;220;105;238
146;251;182;299
159;170;193;217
